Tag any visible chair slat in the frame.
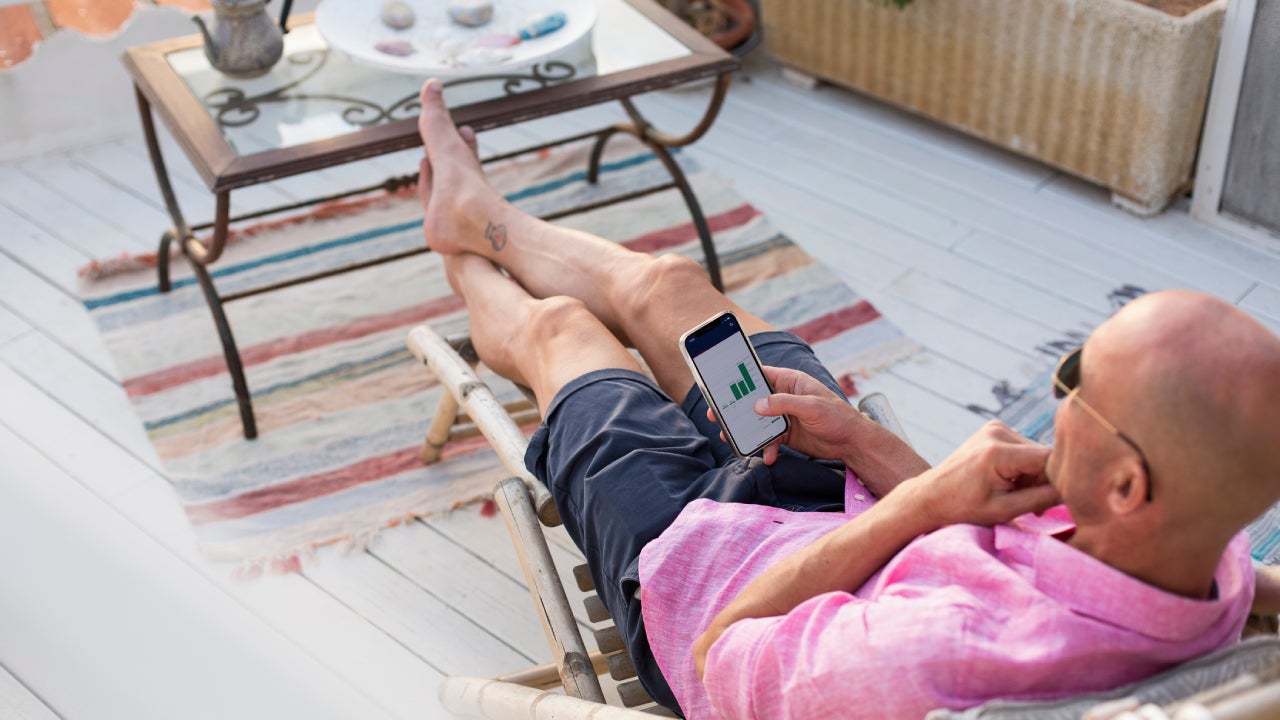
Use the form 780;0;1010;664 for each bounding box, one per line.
584;594;611;623
593;625;625;655
607;651;637;681
573;563;595;592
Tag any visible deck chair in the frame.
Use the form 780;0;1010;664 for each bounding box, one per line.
406;324;1280;720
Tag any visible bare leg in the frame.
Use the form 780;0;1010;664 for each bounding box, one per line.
417;78;766;402
442;253;641;417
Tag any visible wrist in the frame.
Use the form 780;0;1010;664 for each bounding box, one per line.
885;475;946;535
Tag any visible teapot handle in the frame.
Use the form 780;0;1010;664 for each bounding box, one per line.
278;0;293;33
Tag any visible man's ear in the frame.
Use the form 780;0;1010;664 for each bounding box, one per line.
1106;457;1149;516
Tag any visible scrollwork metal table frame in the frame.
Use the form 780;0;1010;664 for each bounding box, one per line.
122;4;737;440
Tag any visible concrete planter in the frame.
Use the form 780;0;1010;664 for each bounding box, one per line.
761;0;1228;215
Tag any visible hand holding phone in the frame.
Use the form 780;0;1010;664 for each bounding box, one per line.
680;311;789;457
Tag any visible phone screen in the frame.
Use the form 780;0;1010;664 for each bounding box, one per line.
682;312;788;456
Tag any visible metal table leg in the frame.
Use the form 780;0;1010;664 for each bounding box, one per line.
137;86;258;438
586;73;734;291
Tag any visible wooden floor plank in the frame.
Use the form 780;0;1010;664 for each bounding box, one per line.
0;664;59;720
0;358;153;500
0;204;89;295
864;291;1044;385
370;521;551;662
888;271;1065;356
631;94;974;249
303;547;536;678
421;509;601;630
0;425;396;720
0;305;32;347
113;476;445;720
0;332;161;473
740;62;1060;190
0;165;149;257
1028;174;1258;298
0;253;116;376
855;369;985;449
16;156;172;249
953;231;1127;316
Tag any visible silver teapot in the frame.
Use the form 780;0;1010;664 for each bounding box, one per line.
193;0;285;79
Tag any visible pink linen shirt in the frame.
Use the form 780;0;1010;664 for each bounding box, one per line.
638;471;1253;720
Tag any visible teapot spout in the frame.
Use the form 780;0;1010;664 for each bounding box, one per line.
192;16;218;62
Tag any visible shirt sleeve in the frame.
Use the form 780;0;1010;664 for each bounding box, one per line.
702;591;969;720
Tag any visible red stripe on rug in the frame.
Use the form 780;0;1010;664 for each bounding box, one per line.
185;428;526;525
623;204;761;254
126;205;760;398
187;447;423;526
786;301;882;345
125;294;465;397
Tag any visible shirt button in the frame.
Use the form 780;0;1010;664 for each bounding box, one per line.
854;493;866;501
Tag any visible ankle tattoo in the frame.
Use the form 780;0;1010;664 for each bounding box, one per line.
485;220;508;251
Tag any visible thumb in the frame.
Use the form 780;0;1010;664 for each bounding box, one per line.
755;393;811;418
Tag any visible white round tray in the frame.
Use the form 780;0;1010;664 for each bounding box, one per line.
315;0;597;77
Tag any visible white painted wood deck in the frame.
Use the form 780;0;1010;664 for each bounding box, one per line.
2;46;1279;719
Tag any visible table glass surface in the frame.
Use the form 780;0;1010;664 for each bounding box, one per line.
164;0;692;156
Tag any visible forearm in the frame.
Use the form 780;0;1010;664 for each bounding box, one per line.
840;417;932;499
693;478;936;679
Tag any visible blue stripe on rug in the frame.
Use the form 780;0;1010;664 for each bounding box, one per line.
84;150;664;311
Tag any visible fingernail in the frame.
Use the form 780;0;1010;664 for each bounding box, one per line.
754;397;769;413
424;78;442;93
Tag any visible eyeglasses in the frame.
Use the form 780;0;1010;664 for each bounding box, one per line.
1053;346;1153;502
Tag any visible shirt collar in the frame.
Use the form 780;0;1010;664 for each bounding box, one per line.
996;506;1250;643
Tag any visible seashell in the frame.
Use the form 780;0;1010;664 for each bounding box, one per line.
455;47;513;66
437;38;465;65
381;0;416;30
374;39;416;56
447;0;494;27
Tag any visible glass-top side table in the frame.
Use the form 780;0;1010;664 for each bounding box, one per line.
122;0;738;439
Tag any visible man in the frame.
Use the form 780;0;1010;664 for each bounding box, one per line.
413;78;1280;718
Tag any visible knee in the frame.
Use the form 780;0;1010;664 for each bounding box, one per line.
521;296;605;347
616;254;709;312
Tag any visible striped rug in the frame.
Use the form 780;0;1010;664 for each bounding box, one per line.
80;136;921;570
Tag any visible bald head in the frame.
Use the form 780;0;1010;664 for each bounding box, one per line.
1088;290;1280;536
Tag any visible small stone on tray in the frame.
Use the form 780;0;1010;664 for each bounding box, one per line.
375;40;416;56
381;0;416;29
448;0;494;27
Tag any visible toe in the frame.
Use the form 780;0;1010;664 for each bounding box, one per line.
417;78;465;156
459;125;479;158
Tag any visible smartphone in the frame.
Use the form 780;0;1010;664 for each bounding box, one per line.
679;311;789;457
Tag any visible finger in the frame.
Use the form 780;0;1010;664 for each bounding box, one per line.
995;443;1052;480
993;483;1061;520
706;407;718;424
761;365;798;392
763;440;779;465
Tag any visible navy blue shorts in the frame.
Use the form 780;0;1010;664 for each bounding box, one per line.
524;331;846;714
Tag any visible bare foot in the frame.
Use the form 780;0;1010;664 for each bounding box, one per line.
416;78;511;255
